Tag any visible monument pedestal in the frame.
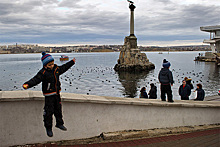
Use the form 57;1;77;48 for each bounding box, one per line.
114;35;155;72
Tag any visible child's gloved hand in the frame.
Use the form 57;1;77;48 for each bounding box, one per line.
23;84;29;89
72;58;76;63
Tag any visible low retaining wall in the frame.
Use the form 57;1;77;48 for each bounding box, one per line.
0;91;220;147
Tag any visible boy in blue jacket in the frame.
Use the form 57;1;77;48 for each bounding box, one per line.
158;59;174;102
23;52;76;137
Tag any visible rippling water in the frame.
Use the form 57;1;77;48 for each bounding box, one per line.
0;52;219;100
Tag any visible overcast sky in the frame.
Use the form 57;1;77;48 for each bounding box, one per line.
0;0;220;46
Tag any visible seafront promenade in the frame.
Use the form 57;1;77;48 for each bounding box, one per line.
0;91;219;146
21;127;220;147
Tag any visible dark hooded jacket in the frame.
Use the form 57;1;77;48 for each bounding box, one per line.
148;85;157;99
24;60;75;96
195;88;205;101
158;68;174;85
140;91;148;98
179;84;191;98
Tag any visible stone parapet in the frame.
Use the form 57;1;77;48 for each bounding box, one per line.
1;91;220;146
1;90;220;108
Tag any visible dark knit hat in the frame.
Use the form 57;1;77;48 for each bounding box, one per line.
41;52;54;66
162;59;171;68
163;59;168;63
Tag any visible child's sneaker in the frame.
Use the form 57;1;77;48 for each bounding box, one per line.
46;129;53;137
55;125;67;131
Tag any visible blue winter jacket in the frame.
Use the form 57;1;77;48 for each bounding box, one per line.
24;60;75;96
158;68;174;85
179;84;191;98
195;88;205;101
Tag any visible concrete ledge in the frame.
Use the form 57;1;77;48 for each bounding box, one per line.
0;91;220;147
1;91;220;108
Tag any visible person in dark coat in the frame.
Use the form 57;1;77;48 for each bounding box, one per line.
158;59;174;102
22;52;76;137
179;80;191;100
148;83;157;99
140;87;148;98
194;83;205;101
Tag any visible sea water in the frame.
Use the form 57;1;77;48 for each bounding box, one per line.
0;51;219;100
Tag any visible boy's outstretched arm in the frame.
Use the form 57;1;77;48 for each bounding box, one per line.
59;58;76;75
22;71;43;89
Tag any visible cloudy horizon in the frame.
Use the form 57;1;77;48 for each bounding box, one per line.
0;0;220;47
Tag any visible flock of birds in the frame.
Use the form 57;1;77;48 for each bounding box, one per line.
60;67;119;95
1;65;213;98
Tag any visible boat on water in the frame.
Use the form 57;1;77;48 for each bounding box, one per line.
158;52;163;54
60;55;69;61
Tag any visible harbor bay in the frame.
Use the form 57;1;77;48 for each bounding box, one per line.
0;51;219;100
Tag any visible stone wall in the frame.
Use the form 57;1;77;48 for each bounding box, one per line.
0;91;220;146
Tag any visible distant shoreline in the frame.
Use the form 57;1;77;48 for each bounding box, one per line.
0;50;208;55
0;44;211;54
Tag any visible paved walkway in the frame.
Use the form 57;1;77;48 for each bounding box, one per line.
32;128;220;147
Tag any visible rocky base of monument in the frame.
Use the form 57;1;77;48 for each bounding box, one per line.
114;35;155;72
114;63;155;72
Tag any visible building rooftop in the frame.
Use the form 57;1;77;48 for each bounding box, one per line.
200;25;220;32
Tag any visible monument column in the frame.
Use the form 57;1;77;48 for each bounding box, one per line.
129;4;136;36
113;1;155;72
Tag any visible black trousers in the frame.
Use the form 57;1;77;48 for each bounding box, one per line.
43;94;64;129
181;96;189;100
161;84;173;101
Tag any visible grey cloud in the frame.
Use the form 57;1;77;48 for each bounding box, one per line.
58;0;84;8
154;0;172;4
1;0;218;45
0;1;128;39
0;1;42;15
135;4;220;36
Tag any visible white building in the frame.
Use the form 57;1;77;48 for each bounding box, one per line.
200;25;220;53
